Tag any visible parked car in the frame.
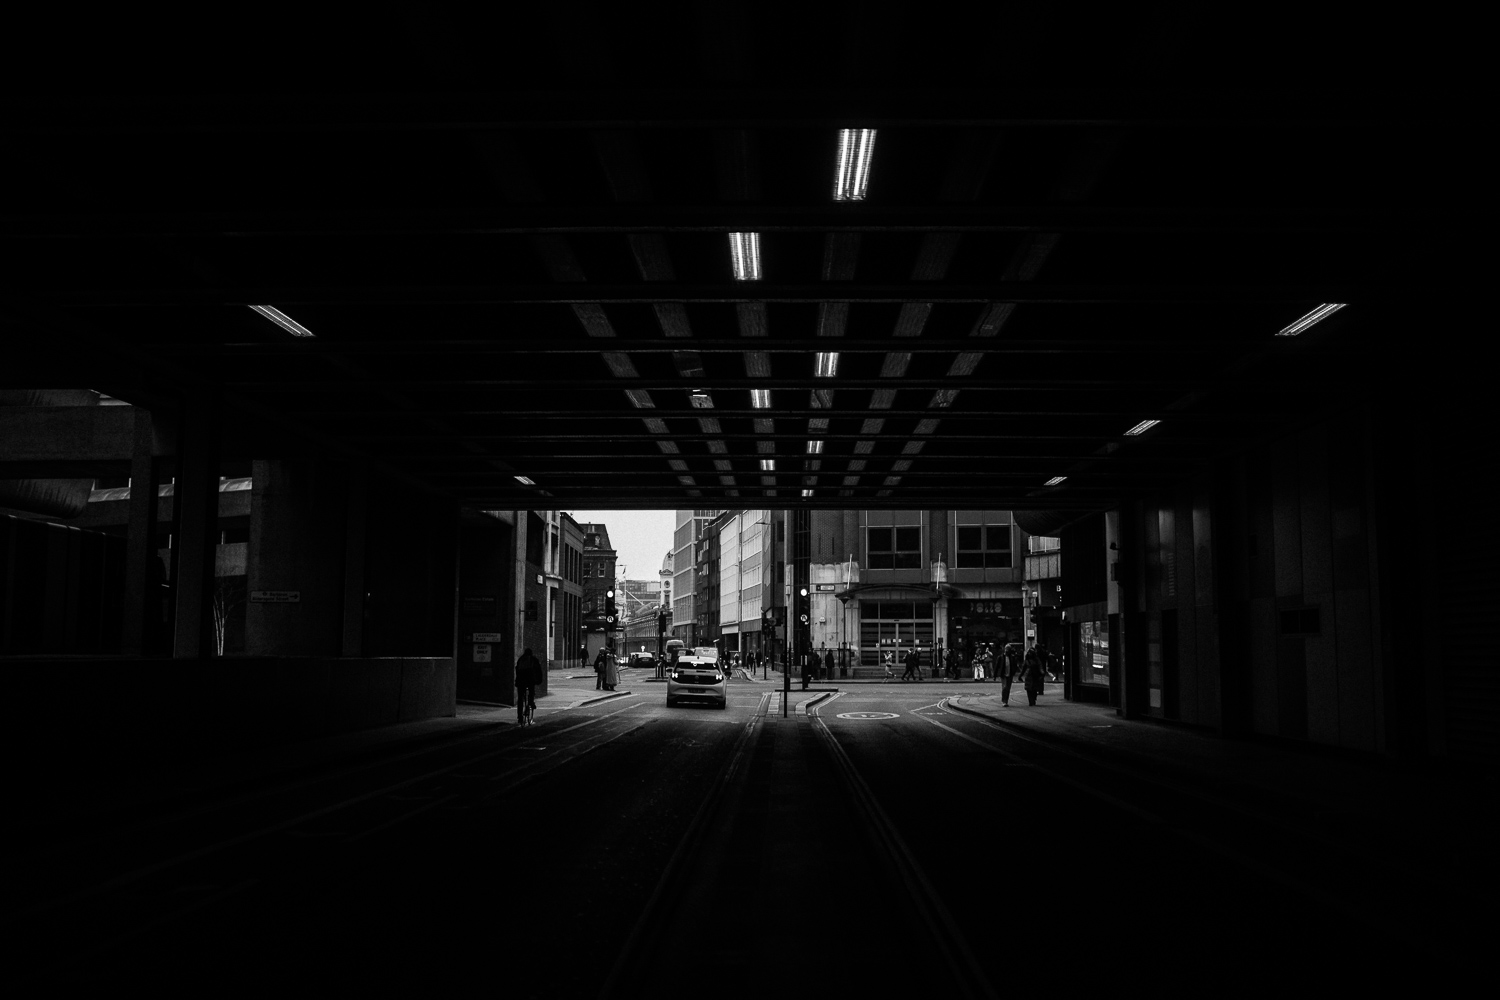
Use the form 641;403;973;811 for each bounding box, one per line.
666;654;727;709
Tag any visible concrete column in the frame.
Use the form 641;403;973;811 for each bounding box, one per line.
171;391;220;659
122;407;161;655
341;461;368;657
245;458;348;656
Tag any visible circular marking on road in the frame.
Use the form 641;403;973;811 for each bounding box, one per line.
836;712;900;720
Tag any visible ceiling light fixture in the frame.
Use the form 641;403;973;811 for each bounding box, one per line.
690;390;715;409
761;459;776;471
1276;303;1347;337
1124;419;1161;436
806;440;824;455
514;475;535;486
729;232;761;281
814;352;839;378
834;128;878;201
248;304;314;337
801;489;814;498
750;388;771;409
1044;476;1067;486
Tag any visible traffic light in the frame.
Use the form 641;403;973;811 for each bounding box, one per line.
605;588;616;630
798;587;810;625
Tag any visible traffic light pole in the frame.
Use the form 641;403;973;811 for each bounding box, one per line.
782;612;789;717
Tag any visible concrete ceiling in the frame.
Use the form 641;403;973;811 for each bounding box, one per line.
0;6;1461;510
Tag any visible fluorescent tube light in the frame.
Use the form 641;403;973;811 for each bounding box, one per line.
750;388;772;409
1124;419;1160;436
690;391;715;409
248;304;314;337
1276;303;1346;337
1044;476;1067;486
806;440;824;454
729;232;761;281
802;489;814;498
834;128;878;201
814;352;839;378
514;475;536;486
761;459;776;471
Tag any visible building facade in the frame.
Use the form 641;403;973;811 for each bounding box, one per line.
671;510;721;646
577;522;617;660
542;511;585;669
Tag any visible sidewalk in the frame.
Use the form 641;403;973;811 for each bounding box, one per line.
943;687;1499;890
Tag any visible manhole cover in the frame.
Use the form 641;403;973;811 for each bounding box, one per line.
836;712;900;720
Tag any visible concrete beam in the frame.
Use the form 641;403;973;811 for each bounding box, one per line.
0;406;169;467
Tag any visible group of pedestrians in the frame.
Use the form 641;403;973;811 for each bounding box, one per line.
881;641;1055;707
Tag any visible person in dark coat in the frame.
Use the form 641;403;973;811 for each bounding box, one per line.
593;647;608;690
1022;641;1048;706
997;642;1020;706
822;648;834;680
902;646;921;681
802;648;818;689
515;648;543;726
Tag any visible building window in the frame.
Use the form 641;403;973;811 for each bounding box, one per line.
956;525;1012;569
868;526;921;569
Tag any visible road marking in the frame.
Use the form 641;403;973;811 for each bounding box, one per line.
836;712;900;720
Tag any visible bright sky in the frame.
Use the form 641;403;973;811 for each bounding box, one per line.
566;509;677;582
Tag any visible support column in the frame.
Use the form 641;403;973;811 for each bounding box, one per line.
245;458;348;657
122;407;161;655
172;390;220;659
341;461;368;657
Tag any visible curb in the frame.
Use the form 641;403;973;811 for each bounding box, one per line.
573;691;633;709
942;695;1003;723
800;690;838;714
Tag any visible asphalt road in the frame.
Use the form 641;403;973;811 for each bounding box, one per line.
2;676;1458;995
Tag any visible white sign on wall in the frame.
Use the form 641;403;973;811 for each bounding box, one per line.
473;643;492;663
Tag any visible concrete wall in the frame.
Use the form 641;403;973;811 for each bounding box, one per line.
1110;410;1388;755
3;655;456;763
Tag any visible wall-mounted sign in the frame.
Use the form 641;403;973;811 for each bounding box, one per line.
814;584;836;592
473;643;492;663
472;632;503;642
536;573;544;584
462;595;497;616
250;591;300;603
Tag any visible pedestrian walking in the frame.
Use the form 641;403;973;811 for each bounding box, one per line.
802;648;818;690
823;648;834;680
1022;641;1047;706
514;647;542;726
882;650;896;680
902;646;920;681
972;645;985;682
593;647;608;690
997;642;1019;706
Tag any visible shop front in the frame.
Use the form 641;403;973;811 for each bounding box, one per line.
948;597;1023;661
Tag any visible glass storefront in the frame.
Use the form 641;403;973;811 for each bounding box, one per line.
859;599;934;666
1078;619;1110;686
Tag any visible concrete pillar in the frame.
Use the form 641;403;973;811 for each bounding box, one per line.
456;512;509;703
341;462;368;657
245;458;349;656
172;390;220;659
122;407;161;655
